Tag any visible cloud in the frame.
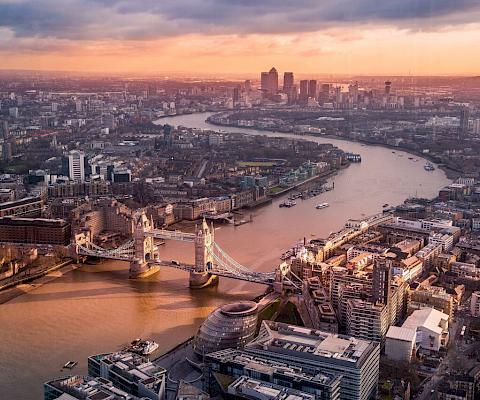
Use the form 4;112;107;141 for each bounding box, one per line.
0;0;479;45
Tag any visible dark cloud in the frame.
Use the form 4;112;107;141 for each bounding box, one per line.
0;0;479;42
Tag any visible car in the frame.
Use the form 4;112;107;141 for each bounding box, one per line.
171;260;180;266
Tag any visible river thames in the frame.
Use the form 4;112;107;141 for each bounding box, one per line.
0;112;450;399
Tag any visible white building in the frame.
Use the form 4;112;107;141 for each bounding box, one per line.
68;150;86;182
456;177;475;186
402;308;449;352
470;291;480;317
395;218;452;231
429;232;454;252
392;256;423;282
385;326;416;362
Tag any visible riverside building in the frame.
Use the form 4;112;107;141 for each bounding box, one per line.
204;348;342;400
243;321;380;400
87;351;166;400
44;375;143;400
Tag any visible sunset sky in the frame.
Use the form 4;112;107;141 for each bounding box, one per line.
1;0;480;75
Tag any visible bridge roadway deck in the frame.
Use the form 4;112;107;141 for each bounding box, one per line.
146;229;196;242
150;261;274;285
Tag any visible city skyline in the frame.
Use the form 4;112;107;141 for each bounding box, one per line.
1;3;480;399
1;1;480;75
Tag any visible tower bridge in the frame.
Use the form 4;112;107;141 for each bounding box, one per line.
74;211;285;288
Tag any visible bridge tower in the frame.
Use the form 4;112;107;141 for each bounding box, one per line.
129;212;160;278
190;219;218;288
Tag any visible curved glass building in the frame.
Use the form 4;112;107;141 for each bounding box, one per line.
194;301;259;355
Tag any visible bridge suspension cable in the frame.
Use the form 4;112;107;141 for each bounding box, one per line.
207;242;275;283
76;239;135;260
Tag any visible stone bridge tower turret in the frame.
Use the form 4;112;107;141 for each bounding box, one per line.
129;211;159;278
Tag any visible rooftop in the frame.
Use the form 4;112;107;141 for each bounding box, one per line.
89;351;166;391
402;308;449;335
205;348;340;387
246;321;376;367
386;326;416;343
45;375;139;400
228;376;316;400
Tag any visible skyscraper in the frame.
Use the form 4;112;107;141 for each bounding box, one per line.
283;72;294;91
260;72;269;94
372;255;393;305
233;85;241;103
68;150;86;182
308;80;317;99
267;67;278;95
459;106;470;139
299;80;309;102
319;84;330;105
283;72;296;103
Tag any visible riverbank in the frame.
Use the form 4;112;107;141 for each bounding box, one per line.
319;133;461;181
206;116;461;181
0;261;77;305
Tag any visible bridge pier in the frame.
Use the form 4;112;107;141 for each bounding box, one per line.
189;271;218;289
129;259;160;279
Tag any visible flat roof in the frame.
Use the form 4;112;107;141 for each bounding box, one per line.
386;326;416;343
0;196;42;210
402;308;449;335
247;321;376;367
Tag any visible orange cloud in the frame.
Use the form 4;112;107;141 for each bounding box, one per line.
0;26;479;76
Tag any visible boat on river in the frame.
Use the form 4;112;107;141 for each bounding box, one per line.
424;162;435;171
63;361;77;369
128;339;159;355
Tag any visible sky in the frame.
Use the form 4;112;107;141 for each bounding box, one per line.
0;0;480;76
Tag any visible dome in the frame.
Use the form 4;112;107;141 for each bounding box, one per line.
193;301;258;355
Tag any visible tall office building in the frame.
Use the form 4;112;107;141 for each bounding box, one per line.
233;86;241;103
319;84;330;104
68;150;86;182
283;72;294;91
261;68;278;97
299;80;309;101
308;80;317;99
283;72;296;103
268;67;278;94
372;255;393;305
260;72;269;94
459;106;470;139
